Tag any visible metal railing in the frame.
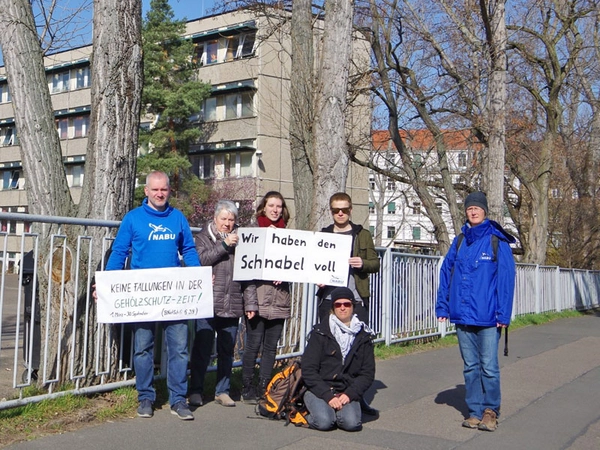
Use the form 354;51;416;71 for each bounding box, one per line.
1;212;599;410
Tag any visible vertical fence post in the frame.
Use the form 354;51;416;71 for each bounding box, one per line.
534;264;541;314
380;247;392;346
554;266;561;312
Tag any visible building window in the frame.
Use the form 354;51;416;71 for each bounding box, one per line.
0;207;18;234
193;151;254;180
1;170;20;190
56;118;69;139
412;152;423;167
76;67;91;89
0;127;16;147
551;188;561;199
203;97;217;121
0;83;10;103
50;71;70;93
202;92;254;122
369;178;375;190
68;165;84;187
56;115;90;139
369;225;375;236
369;202;375;214
435;202;442;213
204;39;219;65
458;152;467;167
73;115;90;138
412;202;421;215
387;226;396;239
412;226;421;240
386;177;394;189
387;202;396;214
198;32;256;65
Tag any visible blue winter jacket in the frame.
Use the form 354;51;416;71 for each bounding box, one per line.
106;198;200;270
436;219;516;326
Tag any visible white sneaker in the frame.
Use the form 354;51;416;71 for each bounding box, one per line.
215;393;236;407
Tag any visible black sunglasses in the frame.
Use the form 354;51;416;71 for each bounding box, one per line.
331;207;351;215
333;301;353;308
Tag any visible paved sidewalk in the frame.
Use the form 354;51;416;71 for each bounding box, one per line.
6;314;600;450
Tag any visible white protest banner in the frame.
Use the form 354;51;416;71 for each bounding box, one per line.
233;228;351;286
95;266;213;324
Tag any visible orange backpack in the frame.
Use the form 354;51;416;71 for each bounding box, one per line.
256;359;309;427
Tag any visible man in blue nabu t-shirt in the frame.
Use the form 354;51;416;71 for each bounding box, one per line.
105;171;200;421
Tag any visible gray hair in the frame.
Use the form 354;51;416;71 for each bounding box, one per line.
146;170;170;187
214;200;238;218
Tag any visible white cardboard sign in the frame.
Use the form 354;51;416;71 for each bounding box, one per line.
232;228;351;286
95;266;214;324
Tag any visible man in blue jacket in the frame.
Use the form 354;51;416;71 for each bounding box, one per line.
436;191;515;432
105;171;200;421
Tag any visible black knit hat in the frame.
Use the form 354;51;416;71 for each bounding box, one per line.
465;191;488;215
330;287;356;304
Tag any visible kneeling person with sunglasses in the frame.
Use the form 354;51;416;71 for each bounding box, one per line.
301;287;376;431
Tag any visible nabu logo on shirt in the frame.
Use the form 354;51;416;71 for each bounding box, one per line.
480;252;493;261
148;223;176;241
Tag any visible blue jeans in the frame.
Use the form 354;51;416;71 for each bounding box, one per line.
304;390;362;431
190;317;239;396
456;325;502;419
242;316;284;382
133;320;189;407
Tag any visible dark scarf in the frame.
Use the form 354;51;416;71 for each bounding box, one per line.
257;215;286;228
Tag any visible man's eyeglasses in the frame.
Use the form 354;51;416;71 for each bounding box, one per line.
331;207;351;215
333;301;353;309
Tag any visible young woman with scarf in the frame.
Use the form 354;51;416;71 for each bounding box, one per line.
241;191;292;403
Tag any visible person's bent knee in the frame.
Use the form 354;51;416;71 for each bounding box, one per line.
307;413;336;431
337;420;362;432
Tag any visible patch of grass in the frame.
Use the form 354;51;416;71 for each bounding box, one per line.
373;309;586;361
510;309;583;327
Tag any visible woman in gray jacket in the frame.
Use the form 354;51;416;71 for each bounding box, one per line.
189;200;257;408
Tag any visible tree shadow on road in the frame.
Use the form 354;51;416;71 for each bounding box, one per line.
434;384;468;418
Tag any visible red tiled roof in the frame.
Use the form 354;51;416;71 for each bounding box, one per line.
372;129;482;152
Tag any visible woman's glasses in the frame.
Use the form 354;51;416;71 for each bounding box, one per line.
330;207;351;215
333;301;353;309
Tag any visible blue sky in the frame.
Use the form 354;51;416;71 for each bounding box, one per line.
144;0;216;22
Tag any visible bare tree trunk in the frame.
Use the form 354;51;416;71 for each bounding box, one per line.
75;0;143;382
311;0;354;230
528;135;552;263
0;0;78;385
480;0;507;223
0;0;75;219
289;0;315;230
78;0;142;222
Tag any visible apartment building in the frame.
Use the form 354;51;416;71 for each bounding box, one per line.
368;129;483;252
0;9;371;270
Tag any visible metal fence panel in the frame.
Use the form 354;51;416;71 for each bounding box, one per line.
1;212;599;410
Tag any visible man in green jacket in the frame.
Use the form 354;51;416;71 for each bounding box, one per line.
317;192;380;324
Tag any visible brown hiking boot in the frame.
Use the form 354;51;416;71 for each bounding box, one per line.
462;417;480;429
478;408;498;431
